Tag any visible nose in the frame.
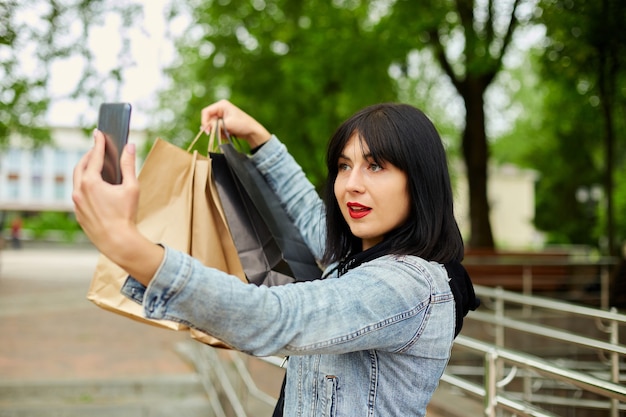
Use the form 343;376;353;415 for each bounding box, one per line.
345;167;365;193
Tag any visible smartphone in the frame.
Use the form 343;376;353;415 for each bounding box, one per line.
98;102;132;184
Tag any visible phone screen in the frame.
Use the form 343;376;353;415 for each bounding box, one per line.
98;103;132;184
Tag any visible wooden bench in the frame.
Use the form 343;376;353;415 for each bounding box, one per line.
462;249;572;293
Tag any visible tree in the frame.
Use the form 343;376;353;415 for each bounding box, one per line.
493;61;605;247
0;0;140;148
528;0;626;255
157;0;535;250
155;0;397;187
537;0;626;255
492;0;626;254
379;0;535;249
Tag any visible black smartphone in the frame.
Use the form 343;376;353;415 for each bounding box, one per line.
98;102;132;184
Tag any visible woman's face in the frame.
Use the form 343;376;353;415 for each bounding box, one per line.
334;133;411;251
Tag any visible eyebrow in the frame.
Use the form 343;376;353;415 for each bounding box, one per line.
338;152;374;161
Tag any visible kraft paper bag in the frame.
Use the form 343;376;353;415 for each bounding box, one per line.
187;152;246;348
190;123;323;345
87;136;246;338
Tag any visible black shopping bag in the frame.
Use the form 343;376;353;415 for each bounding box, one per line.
219;136;322;281
188;122;321;345
211;153;321;286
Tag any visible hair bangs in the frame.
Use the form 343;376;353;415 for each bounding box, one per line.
322;102;464;266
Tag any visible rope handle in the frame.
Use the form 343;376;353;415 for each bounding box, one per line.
186;118;233;153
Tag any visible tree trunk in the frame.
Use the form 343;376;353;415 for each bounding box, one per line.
461;77;494;249
598;0;618;256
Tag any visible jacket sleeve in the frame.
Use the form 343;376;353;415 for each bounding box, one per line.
141;246;454;358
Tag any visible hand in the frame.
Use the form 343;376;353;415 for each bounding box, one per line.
72;129;139;249
201;99;271;148
72;130;163;285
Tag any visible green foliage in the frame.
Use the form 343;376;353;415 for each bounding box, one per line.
1;1;53;147
155;0;533;250
0;0;141;149
536;0;626;252
156;0;401;188
493;77;603;246
21;212;83;242
381;0;535;249
495;0;626;251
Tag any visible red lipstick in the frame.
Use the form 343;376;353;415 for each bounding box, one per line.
347;202;371;219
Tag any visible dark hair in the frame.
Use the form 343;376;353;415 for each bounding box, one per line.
322;103;464;265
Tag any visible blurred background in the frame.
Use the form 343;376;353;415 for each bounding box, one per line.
0;0;626;255
1;2;625;416
1;0;625;257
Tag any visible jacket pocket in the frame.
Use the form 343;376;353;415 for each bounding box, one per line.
320;375;338;417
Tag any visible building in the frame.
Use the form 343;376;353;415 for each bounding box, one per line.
454;162;544;249
1;126;542;249
0;126;147;213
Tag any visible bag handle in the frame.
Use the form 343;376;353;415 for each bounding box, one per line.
186;119;229;153
186;128;205;152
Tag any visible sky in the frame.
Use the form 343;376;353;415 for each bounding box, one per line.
39;0;544;135
46;0;181;129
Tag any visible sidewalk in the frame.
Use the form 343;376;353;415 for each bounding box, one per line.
0;245;194;381
0;245;451;416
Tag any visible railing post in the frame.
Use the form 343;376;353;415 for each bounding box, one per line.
523;368;532;404
522;264;532;316
494;287;505;348
494;287;506;394
600;264;610;310
483;349;498;417
609;307;619;417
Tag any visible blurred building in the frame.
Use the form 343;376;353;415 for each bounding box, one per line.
0;126;147;213
454;162;543;250
1;127;541;249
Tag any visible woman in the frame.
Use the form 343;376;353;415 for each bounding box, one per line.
73;100;478;416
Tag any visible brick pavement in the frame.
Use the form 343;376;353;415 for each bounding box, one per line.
0;245;194;381
0;244;449;416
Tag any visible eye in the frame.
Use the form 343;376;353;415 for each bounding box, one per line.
369;162;383;172
338;162;350;172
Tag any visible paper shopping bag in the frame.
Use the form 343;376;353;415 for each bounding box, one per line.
190;123;324;345
87;137;246;335
186;152;247;348
219;137;322;283
211;152;302;286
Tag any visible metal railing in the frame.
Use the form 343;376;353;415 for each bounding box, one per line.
179;284;626;417
177;342;280;417
443;335;626;417
472;285;625;379
455;285;626;416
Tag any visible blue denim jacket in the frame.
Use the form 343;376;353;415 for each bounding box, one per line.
123;136;455;417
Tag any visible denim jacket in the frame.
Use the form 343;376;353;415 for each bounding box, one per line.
123;136;455;417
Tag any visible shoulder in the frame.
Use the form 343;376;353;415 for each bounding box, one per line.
365;254;446;275
358;255;451;293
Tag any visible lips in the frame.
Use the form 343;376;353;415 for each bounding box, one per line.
347;202;371;219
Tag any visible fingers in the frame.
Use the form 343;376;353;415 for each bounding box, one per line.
200;100;270;147
72;130;104;198
73;132;100;220
201;99;230;133
89;130;106;175
72;130;135;213
73;147;92;187
120;143;137;186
